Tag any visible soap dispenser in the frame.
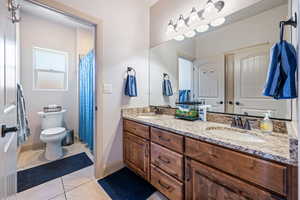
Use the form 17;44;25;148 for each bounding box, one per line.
260;111;273;133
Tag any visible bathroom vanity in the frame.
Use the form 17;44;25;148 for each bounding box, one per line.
122;113;298;200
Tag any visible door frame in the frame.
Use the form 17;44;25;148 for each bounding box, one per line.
24;0;105;178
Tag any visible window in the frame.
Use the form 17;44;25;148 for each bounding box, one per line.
33;47;68;91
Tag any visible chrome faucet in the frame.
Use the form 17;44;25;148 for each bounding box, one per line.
231;115;253;130
153;106;163;114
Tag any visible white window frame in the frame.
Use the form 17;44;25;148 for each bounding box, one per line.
32;47;69;91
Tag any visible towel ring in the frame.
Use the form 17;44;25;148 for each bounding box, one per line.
279;13;297;41
163;73;170;80
127;67;136;76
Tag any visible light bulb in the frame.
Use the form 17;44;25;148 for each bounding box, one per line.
176;15;188;33
174;35;185;41
188;8;200;26
211;17;225;27
184;30;196;38
196;24;209;32
166;20;176;36
203;1;218;19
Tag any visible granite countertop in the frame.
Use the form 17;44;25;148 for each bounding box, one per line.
122;112;298;166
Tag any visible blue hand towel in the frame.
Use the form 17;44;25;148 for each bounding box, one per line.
125;75;137;97
162;79;173;96
263;40;297;99
179;90;191;103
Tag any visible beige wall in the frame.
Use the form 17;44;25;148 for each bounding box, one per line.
57;0;150;174
20;11;78;147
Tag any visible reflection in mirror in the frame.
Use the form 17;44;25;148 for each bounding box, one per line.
149;0;292;120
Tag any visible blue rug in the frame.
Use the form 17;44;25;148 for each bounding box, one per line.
18;152;93;192
98;168;156;200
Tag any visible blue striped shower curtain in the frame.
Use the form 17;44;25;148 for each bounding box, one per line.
79;50;95;151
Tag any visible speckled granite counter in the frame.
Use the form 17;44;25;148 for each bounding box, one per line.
122;110;298;166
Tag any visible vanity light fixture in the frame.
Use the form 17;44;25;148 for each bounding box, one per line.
176;15;188;33
174;35;185;41
166;0;225;41
188;7;200;26
211;17;226;27
196;24;209;32
166;20;176;37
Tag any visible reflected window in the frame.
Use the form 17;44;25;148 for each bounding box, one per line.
33;47;68;90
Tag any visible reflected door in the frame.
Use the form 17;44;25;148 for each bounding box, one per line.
234;44;291;119
0;0;18;199
196;56;225;112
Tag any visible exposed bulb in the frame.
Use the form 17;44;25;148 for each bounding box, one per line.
176;15;188;33
188;8;200;26
196;24;209;32
166;20;176;36
211;17;225;27
184;30;196;38
174;35;185;41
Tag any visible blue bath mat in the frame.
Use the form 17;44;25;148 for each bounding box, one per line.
17;152;93;192
98;168;156;200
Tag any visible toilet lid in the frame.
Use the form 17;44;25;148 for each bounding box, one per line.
41;127;66;135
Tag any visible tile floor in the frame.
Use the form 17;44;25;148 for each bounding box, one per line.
17;142;167;200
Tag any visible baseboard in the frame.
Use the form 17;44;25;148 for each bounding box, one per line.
20;142;45;152
101;161;125;178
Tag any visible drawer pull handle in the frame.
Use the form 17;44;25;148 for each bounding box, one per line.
158;156;170;164
158;135;170;142
158;180;171;190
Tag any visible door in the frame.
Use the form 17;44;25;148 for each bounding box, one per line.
185;158;279;200
195;56;225;112
123;132;149;180
0;0;19;199
234;44;291;119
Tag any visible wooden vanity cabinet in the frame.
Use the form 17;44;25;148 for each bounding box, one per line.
123;119;297;200
185;158;279;200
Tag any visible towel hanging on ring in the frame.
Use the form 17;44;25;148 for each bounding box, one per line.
162;73;173;96
124;67;138;97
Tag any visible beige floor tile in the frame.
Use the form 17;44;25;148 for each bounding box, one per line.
62;166;95;192
147;191;168;200
18;142;94;170
17;178;64;200
50;194;67;200
66;181;111;200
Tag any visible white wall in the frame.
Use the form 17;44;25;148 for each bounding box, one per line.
57;0;150;174
20;11;78;147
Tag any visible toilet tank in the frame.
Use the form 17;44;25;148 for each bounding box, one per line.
38;110;66;129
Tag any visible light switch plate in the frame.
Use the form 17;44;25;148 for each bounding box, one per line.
103;83;113;94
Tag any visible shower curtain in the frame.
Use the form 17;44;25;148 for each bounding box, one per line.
79;50;95;151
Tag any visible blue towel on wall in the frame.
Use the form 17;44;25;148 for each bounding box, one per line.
162;80;173;96
179;90;191;103
125;75;137;97
263;41;297;99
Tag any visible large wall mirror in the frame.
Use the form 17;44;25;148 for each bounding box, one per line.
149;0;293;120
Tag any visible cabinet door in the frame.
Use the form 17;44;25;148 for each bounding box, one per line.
186;159;281;200
124;131;149;180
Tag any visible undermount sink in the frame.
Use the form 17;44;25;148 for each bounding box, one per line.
205;127;265;143
137;113;174;119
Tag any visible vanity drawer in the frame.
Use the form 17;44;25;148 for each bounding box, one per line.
151;165;183;200
185;138;287;196
151;127;183;153
151;142;183;181
124;120;150;139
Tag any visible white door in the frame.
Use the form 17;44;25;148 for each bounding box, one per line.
234;44;291;119
0;0;19;199
195;56;225;112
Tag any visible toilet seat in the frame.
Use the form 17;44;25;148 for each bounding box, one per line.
41;127;66;136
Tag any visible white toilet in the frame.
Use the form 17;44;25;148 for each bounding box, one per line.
38;110;67;161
